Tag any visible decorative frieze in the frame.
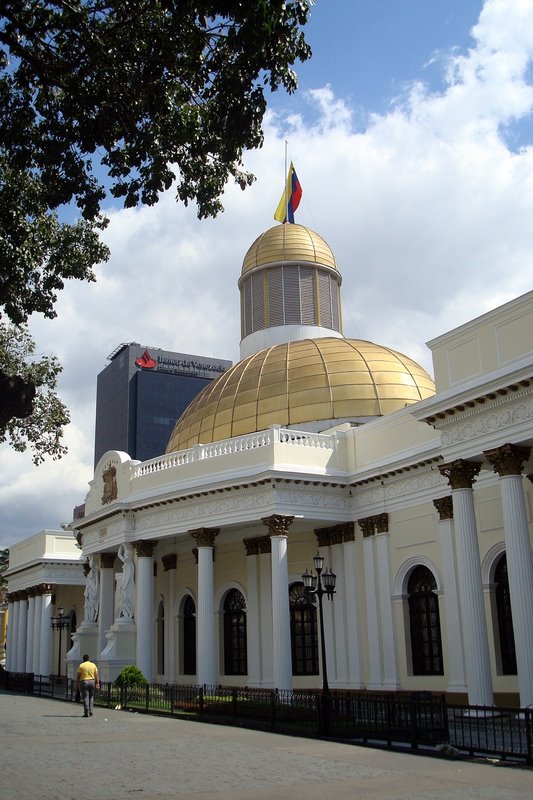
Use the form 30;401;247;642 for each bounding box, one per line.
484;443;531;477
433;495;453;520
439;459;481;490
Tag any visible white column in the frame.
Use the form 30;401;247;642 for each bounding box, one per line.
98;553;116;658
259;543;273;686
441;461;493;707
343;534;364;688
244;540;261;686
484;445;533;708
433;497;467;693
134;541;157;683
191;529;219;687
6;599;14;671
10;598;20;671
26;593;36;673
375;532;399;689
317;540;337;685
162;554;177;681
264;515;294;692
16;594;28;673
362;522;382;689
39;587;53;677
32;593;43;674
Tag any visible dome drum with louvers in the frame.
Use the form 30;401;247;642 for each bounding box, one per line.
166;219;436;454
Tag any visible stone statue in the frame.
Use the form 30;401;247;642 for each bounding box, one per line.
84;555;99;623
118;543;135;620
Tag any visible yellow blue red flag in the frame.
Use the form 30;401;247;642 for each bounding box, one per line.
274;162;302;223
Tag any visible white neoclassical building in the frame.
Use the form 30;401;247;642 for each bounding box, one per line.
6;222;533;708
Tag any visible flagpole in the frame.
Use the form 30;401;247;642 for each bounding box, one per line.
284;139;288;225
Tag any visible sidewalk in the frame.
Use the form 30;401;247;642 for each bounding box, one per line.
1;690;531;800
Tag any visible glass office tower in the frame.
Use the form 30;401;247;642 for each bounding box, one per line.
94;343;231;466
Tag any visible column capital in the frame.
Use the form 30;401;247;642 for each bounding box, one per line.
162;553;177;572
189;528;219;548
433;495;453;520
374;513;389;534
314;521;355;546
484;443;531;477
261;514;294;537
133;539;159;558
358;517;375;538
40;583;55;595
439;459;481;489
100;552;117;569
243;537;260;556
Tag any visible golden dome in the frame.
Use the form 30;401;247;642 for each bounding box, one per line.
166;338;435;452
241;224;338;275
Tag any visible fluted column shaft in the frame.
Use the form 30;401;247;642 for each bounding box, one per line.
10;598;20;671
134;541;158;683
485;444;533;708
32;593;43;674
263;515;294;692
26;594;36;673
433;497;466;693
362;526;382;688
162;554;177;681
342;536;364;687
6;599;14;671
98;554;116;658
190;529;219;687
243;539;261;686
259;543;273;686
39;589;53;677
16;596;28;672
440;460;493;706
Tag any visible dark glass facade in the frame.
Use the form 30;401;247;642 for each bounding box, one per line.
94;343;231;465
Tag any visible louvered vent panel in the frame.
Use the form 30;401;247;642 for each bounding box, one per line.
251;271;265;332
242;278;252;336
318;271;332;328
267;267;284;326
300;267;316;324
283;267;301;324
331;278;341;331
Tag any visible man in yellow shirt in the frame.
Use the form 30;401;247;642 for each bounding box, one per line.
76;654;100;717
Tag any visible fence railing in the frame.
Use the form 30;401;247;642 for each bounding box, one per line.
1;671;531;765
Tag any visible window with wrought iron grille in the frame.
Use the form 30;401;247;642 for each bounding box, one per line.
182;594;196;676
289;582;318;675
495;554;517;675
408;566;444;676
223;588;247;675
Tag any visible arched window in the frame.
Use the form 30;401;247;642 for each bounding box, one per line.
182;595;196;676
156;599;164;675
408;566;443;676
495;554;517;675
289;582;318;675
223;589;247;675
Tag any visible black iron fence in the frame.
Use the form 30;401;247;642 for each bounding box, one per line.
1;670;531;765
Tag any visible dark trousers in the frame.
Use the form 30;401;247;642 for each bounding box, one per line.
80;680;96;714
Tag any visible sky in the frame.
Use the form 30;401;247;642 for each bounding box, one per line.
2;0;533;549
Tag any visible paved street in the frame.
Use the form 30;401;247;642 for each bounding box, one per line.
1;690;531;800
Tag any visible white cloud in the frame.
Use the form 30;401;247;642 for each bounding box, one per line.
2;0;533;547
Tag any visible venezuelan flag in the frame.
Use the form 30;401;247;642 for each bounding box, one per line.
274;162;302;223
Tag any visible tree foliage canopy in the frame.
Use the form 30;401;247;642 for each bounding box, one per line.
0;322;70;463
0;1;311;324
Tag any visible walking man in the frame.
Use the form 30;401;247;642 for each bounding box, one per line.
77;654;100;717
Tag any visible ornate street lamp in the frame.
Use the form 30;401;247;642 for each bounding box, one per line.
50;606;70;677
302;553;336;734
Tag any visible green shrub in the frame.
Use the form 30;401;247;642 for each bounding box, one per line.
113;665;148;688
